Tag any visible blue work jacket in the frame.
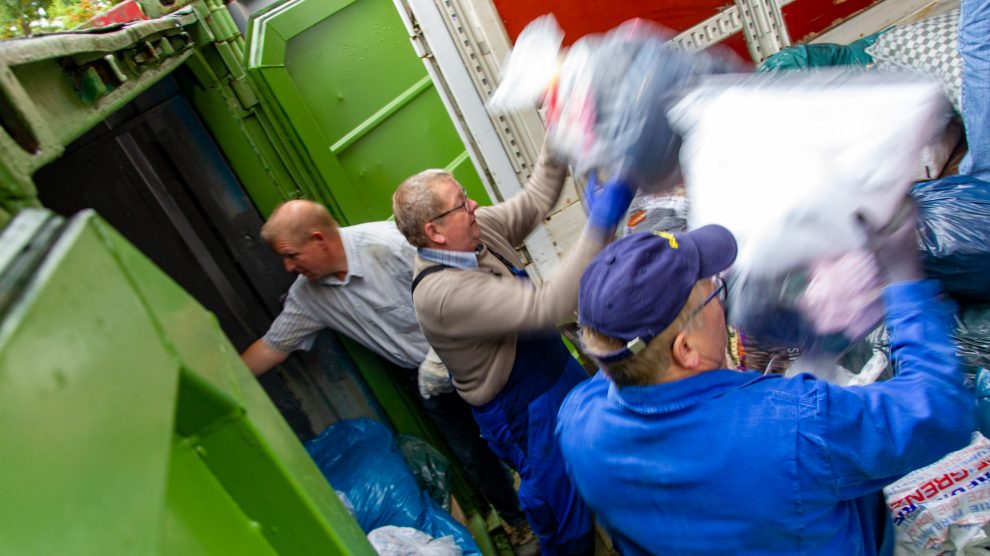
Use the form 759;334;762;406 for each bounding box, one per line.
557;280;975;555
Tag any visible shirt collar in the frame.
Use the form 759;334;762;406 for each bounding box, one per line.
607;369;766;415
418;246;481;269
320;228;363;286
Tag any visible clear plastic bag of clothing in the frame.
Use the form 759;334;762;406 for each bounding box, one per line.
977;369;990;439
913;175;990;301
670;70;950;378
489;15;741;193
397;434;452;511
305;419;480;555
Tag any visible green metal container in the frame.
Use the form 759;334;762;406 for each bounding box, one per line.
245;0;490;224
0;209;374;555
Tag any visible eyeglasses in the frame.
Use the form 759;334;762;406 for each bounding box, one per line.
430;188;469;222
684;275;727;322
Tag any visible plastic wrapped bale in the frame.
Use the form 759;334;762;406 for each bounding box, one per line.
305;419;480;556
670;70;950;379
397;435;452;511
913;175;990;301
489;15;741;193
884;433;990;555
758;32;882;72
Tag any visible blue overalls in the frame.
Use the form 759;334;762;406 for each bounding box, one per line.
471;333;594;555
413;248;594;554
470;252;593;555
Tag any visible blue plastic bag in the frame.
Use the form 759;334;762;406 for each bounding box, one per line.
305;419;480;555
913;175;990;301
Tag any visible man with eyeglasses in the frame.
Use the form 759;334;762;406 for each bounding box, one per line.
392;146;636;556
239;200;535;550
556;223;975;555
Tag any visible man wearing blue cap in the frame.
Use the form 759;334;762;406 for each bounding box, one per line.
556;223;974;555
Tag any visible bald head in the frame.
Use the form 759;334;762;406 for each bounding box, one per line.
261;200;339;247
260;200;345;281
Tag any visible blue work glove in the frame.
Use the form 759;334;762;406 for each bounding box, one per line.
585;172;636;235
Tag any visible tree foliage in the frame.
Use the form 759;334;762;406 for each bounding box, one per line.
0;0;125;38
0;0;54;37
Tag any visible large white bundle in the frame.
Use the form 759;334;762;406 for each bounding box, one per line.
671;70;948;277
668;70;950;367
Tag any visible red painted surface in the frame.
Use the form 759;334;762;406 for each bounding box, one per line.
79;0;147;30
492;0;885;65
783;0;881;43
493;0;734;44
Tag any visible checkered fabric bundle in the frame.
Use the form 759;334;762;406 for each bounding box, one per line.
866;9;963;111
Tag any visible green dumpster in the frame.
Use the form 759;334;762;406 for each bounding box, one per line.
0;209;373;555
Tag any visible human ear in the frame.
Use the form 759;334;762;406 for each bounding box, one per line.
671;331;700;369
424;222;446;245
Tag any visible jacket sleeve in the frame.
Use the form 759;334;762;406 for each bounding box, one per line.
479;143;569;247
813;280;975;500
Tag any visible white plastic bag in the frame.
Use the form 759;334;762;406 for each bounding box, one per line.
673;70;947;276
884;433;990;556
488;14;563;112
368;526;462;556
670;70;950;371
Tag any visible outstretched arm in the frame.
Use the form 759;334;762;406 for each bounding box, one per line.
480;143;569;246
241;339;290;377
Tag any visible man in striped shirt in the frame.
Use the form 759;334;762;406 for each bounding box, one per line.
240;200;535;550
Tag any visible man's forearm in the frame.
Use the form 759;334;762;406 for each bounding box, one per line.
241;339;289;376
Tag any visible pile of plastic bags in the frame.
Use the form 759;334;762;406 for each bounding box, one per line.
305;419;479;556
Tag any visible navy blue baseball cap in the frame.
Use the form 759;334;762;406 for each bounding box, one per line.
578;225;737;362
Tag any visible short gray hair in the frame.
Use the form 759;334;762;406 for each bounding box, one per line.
393;169;453;247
